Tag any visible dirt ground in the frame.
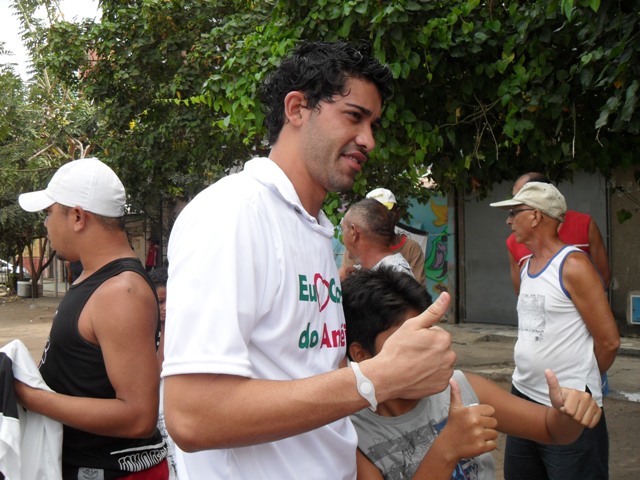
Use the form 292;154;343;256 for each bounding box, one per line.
1;292;639;478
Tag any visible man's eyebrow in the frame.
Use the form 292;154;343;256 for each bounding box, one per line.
345;102;382;125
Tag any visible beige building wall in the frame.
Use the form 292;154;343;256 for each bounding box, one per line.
125;216;147;265
609;167;640;335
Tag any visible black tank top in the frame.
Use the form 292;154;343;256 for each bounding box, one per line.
39;258;166;479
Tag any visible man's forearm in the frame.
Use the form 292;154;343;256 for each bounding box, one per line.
595;342;619;374
15;382;159;438
164;369;370;452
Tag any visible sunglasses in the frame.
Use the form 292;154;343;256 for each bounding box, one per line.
508;208;535;218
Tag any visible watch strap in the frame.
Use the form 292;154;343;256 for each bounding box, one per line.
349;361;378;411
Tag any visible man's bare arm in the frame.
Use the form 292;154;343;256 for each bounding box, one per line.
563;253;620;373
587;219;611;288
16;272;160;438
165;293;455;452
404;240;427;287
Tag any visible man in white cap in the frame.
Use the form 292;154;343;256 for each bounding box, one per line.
490;182;619;480
341;187;427;286
15;158;169;479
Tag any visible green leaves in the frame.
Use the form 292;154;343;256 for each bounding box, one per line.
616;208;633;224
15;0;639;221
621;80;639;123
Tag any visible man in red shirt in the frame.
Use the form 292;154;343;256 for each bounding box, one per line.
146;238;159;272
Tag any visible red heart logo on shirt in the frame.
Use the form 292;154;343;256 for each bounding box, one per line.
314;273;331;312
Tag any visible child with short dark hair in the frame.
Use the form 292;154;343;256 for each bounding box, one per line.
342;267;602;480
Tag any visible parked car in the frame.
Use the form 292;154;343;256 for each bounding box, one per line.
0;258;30;280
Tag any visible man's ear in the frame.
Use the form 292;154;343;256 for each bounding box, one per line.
348;223;360;243
70;207;88;232
348;342;373;363
531;209;542;228
283;91;308;127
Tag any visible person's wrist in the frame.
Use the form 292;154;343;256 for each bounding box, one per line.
350;361;378;411
429;433;459;468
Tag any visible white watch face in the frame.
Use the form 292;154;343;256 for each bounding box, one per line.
359;382;373;395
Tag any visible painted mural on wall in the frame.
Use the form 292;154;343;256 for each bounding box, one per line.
407;194;451;301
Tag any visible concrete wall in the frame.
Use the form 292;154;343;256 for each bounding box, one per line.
609;167;640;336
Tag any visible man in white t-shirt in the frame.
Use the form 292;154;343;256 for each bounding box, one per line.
162;41;456;480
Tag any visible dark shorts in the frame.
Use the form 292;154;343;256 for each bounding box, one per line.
504;385;609;480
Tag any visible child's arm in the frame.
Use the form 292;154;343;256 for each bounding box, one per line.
411;379;498;479
355;379;498;480
468;369;601;445
356;372;602;480
356;449;384;480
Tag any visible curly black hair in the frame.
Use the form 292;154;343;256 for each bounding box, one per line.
342;266;432;359
148;266;168;287
260;40;393;145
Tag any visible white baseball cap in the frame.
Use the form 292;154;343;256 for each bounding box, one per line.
366;188;396;210
18;157;126;217
490;181;567;222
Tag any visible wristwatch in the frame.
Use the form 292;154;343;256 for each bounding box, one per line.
350;361;378;411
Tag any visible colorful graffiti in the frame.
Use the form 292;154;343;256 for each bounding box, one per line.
425;228;448;284
407;195;451;299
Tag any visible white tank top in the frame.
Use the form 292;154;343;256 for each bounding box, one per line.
512;245;602;406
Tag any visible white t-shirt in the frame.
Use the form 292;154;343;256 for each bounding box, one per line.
513;245;602;406
0;340;63;480
164;157;357;479
373;252;414;278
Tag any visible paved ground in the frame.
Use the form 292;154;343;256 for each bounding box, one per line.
1;289;639;478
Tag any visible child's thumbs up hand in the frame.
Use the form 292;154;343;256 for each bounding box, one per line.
439;378;498;461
